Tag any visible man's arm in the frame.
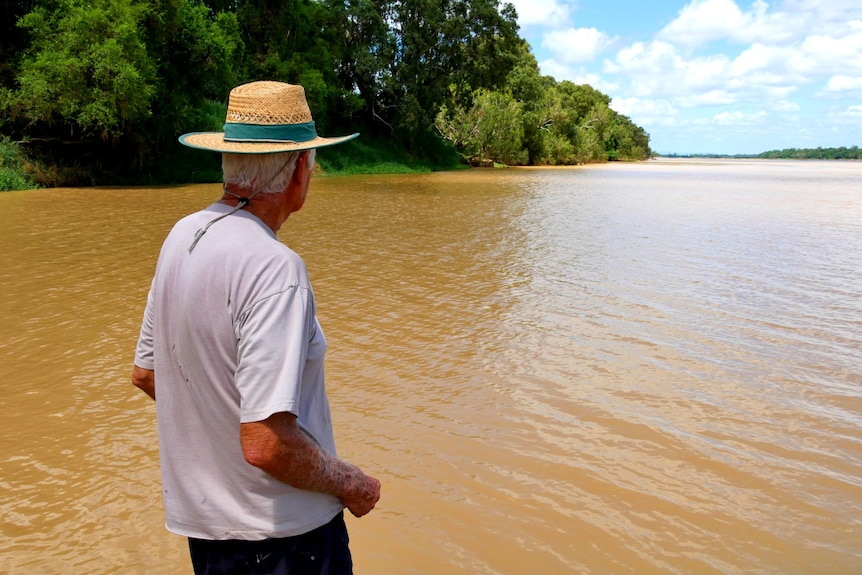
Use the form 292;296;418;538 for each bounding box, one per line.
131;366;156;400
240;412;380;517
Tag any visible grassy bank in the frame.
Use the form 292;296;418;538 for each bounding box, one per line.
1;131;467;191
315;131;466;176
0;138;39;191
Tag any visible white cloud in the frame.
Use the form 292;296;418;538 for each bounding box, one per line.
602;17;862;108
658;0;749;47
822;75;862;93
729;43;794;77
536;59;620;94
518;0;862;153
605;41;742;103
537;58;575;81
838;105;862;118
658;0;862;50
712;110;768;125
542;27;616;64
604;41;679;77
790;22;862;77
508;0;571;28
824;105;862;129
677;90;737;107
610;97;680;126
657;0;801;48
768;100;801;112
780;1;862;31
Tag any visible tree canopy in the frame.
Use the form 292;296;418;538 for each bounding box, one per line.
757;146;862;160
0;0;652;187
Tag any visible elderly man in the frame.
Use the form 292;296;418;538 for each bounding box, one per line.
131;81;380;575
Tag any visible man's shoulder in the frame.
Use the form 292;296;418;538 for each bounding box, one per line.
225;222;308;285
246;241;307;279
157;207;306;281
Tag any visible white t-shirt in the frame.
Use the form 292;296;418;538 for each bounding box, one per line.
135;203;344;540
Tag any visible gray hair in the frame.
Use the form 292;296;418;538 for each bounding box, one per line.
221;149;316;195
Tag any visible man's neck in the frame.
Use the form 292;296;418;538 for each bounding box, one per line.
219;185;283;234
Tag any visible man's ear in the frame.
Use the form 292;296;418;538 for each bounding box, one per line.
294;151;311;182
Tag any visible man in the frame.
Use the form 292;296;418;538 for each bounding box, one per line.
132;81;380;575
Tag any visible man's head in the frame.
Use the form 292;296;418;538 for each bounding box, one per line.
178;81;357;238
222;149;316;196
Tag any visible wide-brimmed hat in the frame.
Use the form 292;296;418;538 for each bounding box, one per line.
179;81;358;154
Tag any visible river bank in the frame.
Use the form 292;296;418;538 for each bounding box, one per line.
0;133;470;191
1;132;650;191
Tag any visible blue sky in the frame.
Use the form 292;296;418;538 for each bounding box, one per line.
508;0;862;154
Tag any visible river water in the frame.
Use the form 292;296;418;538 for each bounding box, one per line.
1;159;860;574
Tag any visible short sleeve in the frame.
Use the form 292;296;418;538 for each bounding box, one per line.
134;282;156;370
234;284;314;423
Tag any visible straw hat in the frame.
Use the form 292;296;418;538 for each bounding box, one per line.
179;81;358;154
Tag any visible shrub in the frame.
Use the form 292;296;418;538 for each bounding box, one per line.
0;138;39;191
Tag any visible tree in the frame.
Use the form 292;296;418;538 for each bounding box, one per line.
505;40;555;164
373;0;520;143
436;88;526;165
0;0;42;88
14;0;157;142
235;0;344;131
0;0;652;184
3;0;243;182
143;0;243;142
326;0;396;129
606;112;650;160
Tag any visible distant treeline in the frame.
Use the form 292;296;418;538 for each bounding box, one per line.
757;146;861;160
0;0;651;189
661;146;861;160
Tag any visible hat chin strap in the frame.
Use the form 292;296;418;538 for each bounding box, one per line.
222;186;258;204
188;192;250;254
188;153;297;254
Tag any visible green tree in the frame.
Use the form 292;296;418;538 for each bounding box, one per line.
0;136;38;190
0;0;43;88
757;146;861;160
235;0;344;131
505;40;556;163
324;0;395;129
606;112;650;160
4;0;242;183
436;88;526;165
376;0;520;143
143;0;243;141
15;0;157;142
1;0;652;184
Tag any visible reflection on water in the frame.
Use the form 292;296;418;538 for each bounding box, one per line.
1;159;861;574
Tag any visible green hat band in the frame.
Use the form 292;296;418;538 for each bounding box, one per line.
223;121;317;143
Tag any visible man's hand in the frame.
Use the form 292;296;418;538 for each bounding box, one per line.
132;366;155;400
341;473;381;518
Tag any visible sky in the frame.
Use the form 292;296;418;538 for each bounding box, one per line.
507;0;862;155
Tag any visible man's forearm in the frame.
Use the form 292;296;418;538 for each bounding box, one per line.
241;413;380;517
241;413;358;495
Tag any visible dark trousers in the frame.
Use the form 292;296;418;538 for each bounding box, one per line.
188;512;352;575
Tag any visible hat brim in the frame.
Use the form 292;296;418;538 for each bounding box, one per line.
179;131;359;154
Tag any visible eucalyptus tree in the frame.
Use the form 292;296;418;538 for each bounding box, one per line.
388;0;520;141
0;0;41;88
435;88;526;166
327;0;520;144
14;0;157;143
7;0;242;182
323;0;396;131
231;0;346;131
